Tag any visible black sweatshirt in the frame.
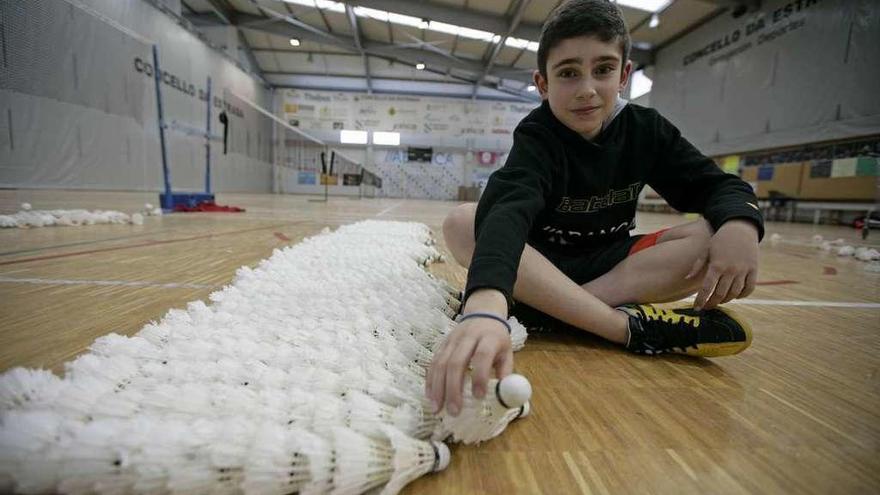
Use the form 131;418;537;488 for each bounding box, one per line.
465;100;764;309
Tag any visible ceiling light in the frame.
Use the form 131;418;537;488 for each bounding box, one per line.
415;62;426;70
649;13;659;28
340;130;368;144
289;38;301;46
373;131;400;146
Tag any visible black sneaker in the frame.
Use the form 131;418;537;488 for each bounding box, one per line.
618;304;752;357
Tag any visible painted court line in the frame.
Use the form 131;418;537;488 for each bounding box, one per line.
0;228;176;258
375;202;403;217
0;222;302;267
0;276;215;290
760;388;867;448
681;297;880;309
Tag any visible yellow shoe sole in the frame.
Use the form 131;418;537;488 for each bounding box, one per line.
666;304;753;357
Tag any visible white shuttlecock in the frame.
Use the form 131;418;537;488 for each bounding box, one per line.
837;245;855;256
508;316;528;351
144;203;153;210
0;219;529;492
830;238;845;245
242;424;332;495
856;247;880;261
130;213;144;225
0;367;63;410
769;233;782;244
330;427;448;495
811;234;824;244
379;425;450;495
20;202;31;211
434;374;532;444
819;241;832;251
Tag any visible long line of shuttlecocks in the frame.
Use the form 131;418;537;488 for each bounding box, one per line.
0;220;532;495
0;203;162;228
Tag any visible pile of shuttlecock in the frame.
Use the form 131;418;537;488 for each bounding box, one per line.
812;235;880;262
0;220;532;494
0;202;162;229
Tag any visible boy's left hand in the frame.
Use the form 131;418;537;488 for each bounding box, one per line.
687;219;759;311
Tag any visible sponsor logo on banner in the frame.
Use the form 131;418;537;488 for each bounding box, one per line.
343;174;362;186
298;171;317;185
477;151;498;166
320;174;339;185
682;0;820;67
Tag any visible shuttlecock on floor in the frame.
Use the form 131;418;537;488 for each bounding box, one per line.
434;374;532;444
379;425;450;495
837;245;855;257
241;424;332;495
20;203;31;211
330;426;448;495
819;241;832;252
769;233;782;244
144;203;153;210
856;248;880;261
131;213;144;225
830;238;845;245
811;234;824;244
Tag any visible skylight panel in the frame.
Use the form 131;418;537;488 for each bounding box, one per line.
614;0;671;13
353;6;389;22
284;0;345;13
288;0;541;51
388;12;428;29
505;37;539;52
426;21;496;42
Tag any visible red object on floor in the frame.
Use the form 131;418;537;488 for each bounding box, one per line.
173;201;245;213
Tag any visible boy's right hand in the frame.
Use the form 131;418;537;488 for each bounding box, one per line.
426;304;514;417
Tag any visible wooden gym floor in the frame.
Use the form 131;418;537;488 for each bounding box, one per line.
1;189;878;494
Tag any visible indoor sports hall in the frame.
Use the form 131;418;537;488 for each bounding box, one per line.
1;0;878;493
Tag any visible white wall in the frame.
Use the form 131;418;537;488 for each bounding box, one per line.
0;0;273;193
650;0;880;156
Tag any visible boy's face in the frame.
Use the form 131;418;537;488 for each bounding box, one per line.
533;35;632;140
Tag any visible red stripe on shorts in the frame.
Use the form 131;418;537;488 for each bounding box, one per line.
629;228;670;256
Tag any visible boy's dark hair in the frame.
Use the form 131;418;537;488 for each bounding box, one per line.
537;0;631;80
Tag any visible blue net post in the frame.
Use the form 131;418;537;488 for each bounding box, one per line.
152;45;173;211
204;76;212;195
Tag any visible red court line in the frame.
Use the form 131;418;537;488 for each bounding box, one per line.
0;222;303;267
755;280;800;286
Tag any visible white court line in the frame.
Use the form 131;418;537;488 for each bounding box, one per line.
3;278;875;308
680;296;880;309
0;276;215;290
375;202;403;217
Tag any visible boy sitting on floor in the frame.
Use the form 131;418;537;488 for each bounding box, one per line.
427;0;763;416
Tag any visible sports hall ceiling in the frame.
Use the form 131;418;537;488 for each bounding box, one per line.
181;0;749;102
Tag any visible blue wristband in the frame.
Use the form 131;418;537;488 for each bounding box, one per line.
455;312;511;334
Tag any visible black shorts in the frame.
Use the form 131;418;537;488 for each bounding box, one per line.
509;230;667;330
